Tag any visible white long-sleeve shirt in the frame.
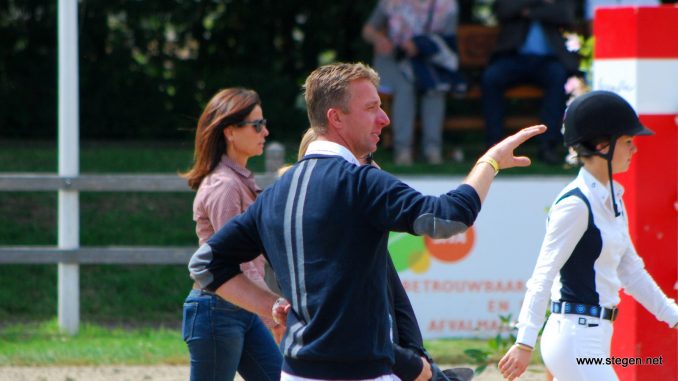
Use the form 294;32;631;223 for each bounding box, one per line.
516;168;678;347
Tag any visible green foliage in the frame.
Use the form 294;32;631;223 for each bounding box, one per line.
423;338;497;365
489;314;517;353
463;313;517;375
578;36;594;76
2;1;675;142
0;1;58;139
0;1;377;142
463;348;490;374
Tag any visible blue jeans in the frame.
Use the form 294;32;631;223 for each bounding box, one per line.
481;54;569;149
182;289;282;381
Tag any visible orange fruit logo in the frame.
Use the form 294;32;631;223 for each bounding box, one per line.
388;227;475;272
425;228;475;263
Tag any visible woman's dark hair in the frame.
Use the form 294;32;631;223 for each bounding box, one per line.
181;88;260;190
572;136;611;160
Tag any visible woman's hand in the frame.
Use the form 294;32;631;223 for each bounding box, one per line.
270;297;290;344
499;344;533;380
272;297;291;327
271;323;286;345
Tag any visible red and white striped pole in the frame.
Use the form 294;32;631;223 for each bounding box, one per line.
594;5;678;380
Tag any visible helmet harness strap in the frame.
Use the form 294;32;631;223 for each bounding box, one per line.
594;137;621;217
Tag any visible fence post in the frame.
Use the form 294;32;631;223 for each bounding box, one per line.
265;141;286;173
58;0;80;335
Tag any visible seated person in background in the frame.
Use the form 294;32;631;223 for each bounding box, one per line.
481;0;579;165
363;0;464;166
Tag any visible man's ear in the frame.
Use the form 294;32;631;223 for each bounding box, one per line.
327;108;343;130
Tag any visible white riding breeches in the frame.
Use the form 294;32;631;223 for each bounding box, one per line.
540;313;618;381
281;371;400;381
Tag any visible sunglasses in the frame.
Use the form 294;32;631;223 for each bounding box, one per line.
236;118;267;133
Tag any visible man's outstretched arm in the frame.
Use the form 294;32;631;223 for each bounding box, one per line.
464;125;547;203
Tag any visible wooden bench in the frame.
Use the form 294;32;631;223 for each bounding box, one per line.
379;24;543;140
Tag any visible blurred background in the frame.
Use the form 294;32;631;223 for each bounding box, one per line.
1;0;556;144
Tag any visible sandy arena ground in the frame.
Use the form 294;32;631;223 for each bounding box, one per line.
0;364;547;381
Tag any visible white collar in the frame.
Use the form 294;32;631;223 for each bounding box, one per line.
578;167;624;205
304;140;361;166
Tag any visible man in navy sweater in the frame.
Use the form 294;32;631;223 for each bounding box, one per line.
189;62;545;381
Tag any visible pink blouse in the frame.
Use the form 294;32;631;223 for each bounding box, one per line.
193;155;275;326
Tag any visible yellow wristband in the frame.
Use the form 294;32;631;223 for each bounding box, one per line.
514;343;533;352
476;156;500;175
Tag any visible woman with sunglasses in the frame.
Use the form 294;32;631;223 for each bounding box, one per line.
498;91;678;381
181;88;282;381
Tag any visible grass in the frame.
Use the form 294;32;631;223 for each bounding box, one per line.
0;136;576;176
0;320;186;366
0;139;558;366
0;319;496;366
0;320;541;367
0;140;273;174
426;338;498;365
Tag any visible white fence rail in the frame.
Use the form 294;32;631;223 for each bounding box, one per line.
0;172;278;261
0;246;194;264
0;151;283;334
0;173;277;192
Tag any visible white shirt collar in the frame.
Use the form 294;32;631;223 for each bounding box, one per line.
578;167;625;205
305;140;361;166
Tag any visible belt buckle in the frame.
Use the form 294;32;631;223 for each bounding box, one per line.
551;301;562;314
610;307;619;321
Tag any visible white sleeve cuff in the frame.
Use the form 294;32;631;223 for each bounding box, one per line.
658;299;678;328
516;326;540;348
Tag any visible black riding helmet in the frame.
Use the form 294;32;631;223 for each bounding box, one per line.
564;90;653;147
562;90;654;216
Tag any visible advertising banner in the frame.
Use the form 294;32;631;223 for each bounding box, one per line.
390;176;569;339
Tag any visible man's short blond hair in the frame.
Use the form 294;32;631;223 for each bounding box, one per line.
303;62;380;135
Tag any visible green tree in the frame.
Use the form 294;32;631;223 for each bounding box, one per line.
1;0;377;141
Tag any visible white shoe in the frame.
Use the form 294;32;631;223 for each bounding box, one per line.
394;150;413;166
424;150;443;165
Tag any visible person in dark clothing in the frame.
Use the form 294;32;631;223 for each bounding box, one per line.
189;62;546;381
386;255;474;381
286;128;473;381
482;0;579;165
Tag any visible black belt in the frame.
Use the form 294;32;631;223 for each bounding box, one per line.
551;301;619;321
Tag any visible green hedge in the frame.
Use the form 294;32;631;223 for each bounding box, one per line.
0;0;378;141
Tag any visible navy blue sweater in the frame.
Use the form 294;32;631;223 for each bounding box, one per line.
189;155;481;379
